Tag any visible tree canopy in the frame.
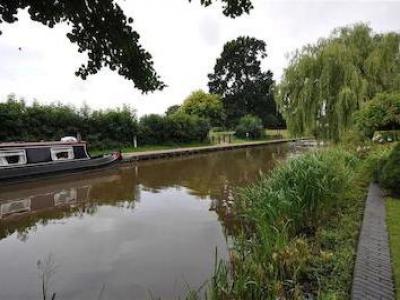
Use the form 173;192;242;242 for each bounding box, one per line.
180;90;224;126
208;36;282;127
277;23;400;141
0;0;253;93
189;0;253;18
0;94;210;148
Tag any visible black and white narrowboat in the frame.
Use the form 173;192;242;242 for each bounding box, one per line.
0;138;121;182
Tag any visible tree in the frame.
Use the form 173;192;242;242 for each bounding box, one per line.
189;0;253;18
165;105;181;116
180;90;224;126
208;36;281;127
277;24;400;141
235;114;263;139
0;0;253;93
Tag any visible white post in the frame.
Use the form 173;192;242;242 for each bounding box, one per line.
133;136;138;148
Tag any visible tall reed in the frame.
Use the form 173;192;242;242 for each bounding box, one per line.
204;148;359;299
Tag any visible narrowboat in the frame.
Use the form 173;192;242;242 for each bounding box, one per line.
0;138;121;182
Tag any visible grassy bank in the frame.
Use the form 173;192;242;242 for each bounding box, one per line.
89;130;290;157
387;198;400;300
209;129;288;144
88;142;212;156
192;146;386;299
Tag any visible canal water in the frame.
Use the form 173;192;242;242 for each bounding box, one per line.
0;143;299;299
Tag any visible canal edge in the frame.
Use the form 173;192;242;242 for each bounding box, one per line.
122;138;305;162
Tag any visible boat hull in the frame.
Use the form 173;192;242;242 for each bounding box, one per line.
0;155;119;182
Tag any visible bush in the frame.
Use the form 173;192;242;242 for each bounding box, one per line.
138;114;169;145
235;115;264;139
166;112;210;143
0;95;138;150
378;143;400;194
138;112;210;145
354;92;400;138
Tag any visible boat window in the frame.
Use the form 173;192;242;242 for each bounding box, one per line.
0;150;27;167
51;147;74;161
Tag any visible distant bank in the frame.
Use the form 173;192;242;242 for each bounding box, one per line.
122;138;305;162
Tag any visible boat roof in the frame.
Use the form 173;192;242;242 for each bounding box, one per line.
0;141;87;148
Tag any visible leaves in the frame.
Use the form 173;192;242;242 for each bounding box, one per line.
0;0;255;92
180;90;224;126
354;91;400;137
208;36;282;127
277;23;400;141
189;0;253;18
0;0;165;92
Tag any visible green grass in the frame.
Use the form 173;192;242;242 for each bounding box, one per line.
387;197;400;300
88;142;211;156
265;128;288;139
189;146;380;299
89;130;292;157
210;128;289;145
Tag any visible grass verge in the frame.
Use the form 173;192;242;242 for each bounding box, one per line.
88;142;211;156
387;197;400;300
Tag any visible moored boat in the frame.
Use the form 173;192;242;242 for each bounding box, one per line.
0;139;121;182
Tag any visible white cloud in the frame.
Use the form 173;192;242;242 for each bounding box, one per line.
0;0;399;116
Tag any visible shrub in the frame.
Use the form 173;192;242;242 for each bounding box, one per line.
235;115;264;139
0;95;138;150
138;112;210;145
138;114;169;145
378;143;400;194
166;112;210;143
354;92;400;138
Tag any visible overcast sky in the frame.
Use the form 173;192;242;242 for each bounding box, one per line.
0;0;399;116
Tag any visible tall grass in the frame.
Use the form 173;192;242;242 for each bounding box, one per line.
196;148;368;299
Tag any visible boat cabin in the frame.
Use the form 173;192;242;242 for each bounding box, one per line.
0;141;90;168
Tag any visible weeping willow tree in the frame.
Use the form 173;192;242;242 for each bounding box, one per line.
277;24;400;141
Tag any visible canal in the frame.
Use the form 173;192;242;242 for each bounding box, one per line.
0;143;299;299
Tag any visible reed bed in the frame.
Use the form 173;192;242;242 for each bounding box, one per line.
194;147;381;299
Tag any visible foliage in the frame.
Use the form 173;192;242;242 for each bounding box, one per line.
167;112;210;143
0;94;210;150
235;114;263;139
0;1;253;91
208;36;283;127
197;148;376;299
386;198;400;300
137;114;169;145
165;104;181;116
180;90;225;126
189;0;253;18
377;143;400;194
0;95;138;149
138;112;210;145
354;92;400;138
0;0;164;92
277;23;400;141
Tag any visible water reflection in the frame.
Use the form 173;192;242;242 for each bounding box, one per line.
0;143;299;299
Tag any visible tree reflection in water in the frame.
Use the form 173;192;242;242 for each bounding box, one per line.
0;143;309;299
0;144;300;241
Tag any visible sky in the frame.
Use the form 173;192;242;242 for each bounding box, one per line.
0;0;399;116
